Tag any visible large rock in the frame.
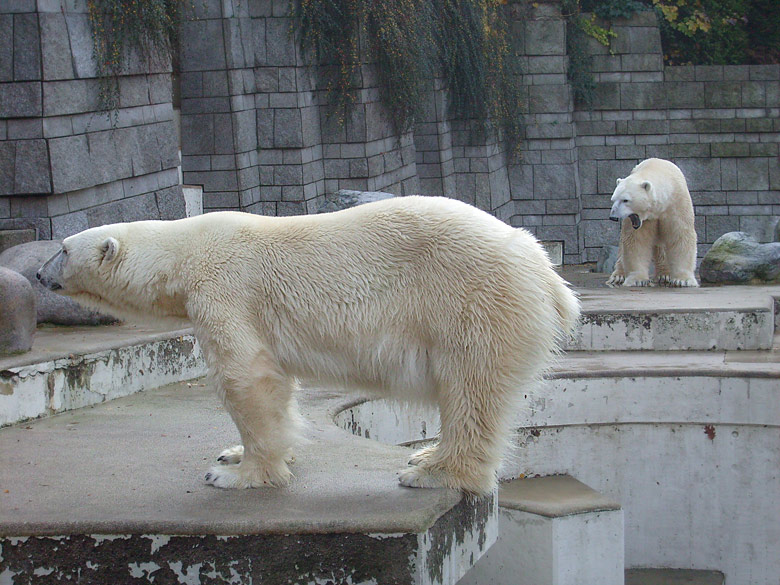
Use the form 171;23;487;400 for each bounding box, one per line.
699;232;780;284
316;189;395;213
0;241;117;326
0;266;36;355
596;245;619;274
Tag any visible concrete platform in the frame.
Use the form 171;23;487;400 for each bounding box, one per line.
0;382;496;585
0;324;206;426
460;476;624;585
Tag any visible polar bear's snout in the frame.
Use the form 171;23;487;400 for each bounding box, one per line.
37;249;65;292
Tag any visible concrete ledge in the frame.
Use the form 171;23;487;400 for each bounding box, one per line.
569;287;776;351
498;475;621;517
0;325;207;426
0;382;497;585
460;476;624;585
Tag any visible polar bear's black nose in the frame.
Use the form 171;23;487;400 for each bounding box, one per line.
609;216;620;222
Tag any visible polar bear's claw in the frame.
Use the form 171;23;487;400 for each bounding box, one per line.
408;444;438;466
605;273;625;288
217;445;244;465
398;466;448;489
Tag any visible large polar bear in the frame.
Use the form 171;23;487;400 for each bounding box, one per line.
607;158;698;287
37;196;580;496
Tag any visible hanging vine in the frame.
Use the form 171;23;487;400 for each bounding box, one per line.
294;0;524;155
87;0;184;119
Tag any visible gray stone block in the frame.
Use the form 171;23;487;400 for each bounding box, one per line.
274;108;303;148
0;15;12;82
180;20;226;72
64;13;97;79
737;158;769;191
524;19;564;56
155;185;187;220
0;81;42;118
181;114;214;155
620;82;665;109
676;158;720;192
13;13;41;81
265;18;296;66
0;241;116;326
705;82;742;108
13;139;51;194
43;79;100;116
0;266;35;355
533;164;576;199
316;189;394;213
0;142;15;196
7;118;42;139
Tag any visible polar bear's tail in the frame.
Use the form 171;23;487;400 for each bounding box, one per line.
550;273;581;344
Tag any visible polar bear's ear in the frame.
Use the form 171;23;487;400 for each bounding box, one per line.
616;178;623;186
641;181;651;191
100;237;120;263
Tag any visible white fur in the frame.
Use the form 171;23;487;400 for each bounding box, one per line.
607;158;699;288
39;196;580;496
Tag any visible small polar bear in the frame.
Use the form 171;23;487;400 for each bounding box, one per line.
37;196;580;496
607;158;699;288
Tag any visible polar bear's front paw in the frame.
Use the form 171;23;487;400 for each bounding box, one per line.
408;444;438;466
205;459;292;489
398;465;448;489
622;274;653;287
605;272;625;288
217;445;244;465
659;274;699;288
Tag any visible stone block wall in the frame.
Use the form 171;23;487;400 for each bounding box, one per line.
573;9;780;261
1;0;777;264
0;0;185;245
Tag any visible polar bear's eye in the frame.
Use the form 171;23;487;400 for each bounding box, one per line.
622;199;629;203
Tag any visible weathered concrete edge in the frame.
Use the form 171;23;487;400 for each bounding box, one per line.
0;495;497;585
0;334;207;427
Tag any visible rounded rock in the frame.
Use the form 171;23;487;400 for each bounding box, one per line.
0;241;118;326
0;266;36;355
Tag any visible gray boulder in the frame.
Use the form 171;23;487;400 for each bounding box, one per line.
596;245;619;274
0;241;118;326
700;232;780;284
317;189;395;213
0;267;36;355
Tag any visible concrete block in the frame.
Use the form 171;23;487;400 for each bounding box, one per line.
461;477;623;585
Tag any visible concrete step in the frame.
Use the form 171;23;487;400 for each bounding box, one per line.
625;569;725;585
0;324;207;427
0;381;495;585
459;475;624;585
568;286;777;351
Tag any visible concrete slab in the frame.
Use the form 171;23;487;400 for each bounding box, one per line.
625;569;724;585
498;475;620;517
0;325;207;427
0;382;497;585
